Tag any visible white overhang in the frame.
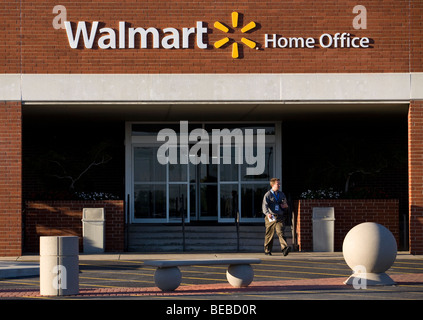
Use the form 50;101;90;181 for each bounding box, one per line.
0;73;420;103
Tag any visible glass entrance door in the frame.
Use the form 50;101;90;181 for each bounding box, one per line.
189;156;218;221
133;145;190;223
133;146;166;220
169;162;189;222
127;122;280;224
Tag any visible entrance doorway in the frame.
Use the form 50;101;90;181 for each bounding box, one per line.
125;122;281;224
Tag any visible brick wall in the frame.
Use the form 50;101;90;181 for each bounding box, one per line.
0;0;414;74
295;199;399;252
0;2;20;73
0;102;22;256
24;200;125;253
410;0;423;72
408;101;423;255
1;1;422;256
408;0;423;254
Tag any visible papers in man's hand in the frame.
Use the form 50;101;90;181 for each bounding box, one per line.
268;214;276;222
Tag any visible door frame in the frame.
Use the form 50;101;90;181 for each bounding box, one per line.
125;121;282;224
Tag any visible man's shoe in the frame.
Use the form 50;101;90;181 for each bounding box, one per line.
265;252;272;256
282;246;291;256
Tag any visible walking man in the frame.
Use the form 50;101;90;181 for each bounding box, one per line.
262;178;291;256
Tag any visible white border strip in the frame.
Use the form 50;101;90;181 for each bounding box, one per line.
1;73;421;102
0;74;21;101
411;73;423;100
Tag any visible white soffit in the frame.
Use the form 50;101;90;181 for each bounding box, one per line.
411;73;423;100
0;73;421;103
0;74;21;100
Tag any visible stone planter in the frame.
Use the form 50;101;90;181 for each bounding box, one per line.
295;199;399;252
24;200;124;253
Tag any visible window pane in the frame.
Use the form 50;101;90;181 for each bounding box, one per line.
169;185;188;221
134;184;166;219
189;162;197;183
200;162;217;182
241;146;274;181
169;163;187;182
220;146;239;182
200;184;217;218
134;147;165;182
190;184;197;220
220;184;238;219
241;184;268;219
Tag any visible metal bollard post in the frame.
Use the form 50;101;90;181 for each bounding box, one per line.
40;236;79;296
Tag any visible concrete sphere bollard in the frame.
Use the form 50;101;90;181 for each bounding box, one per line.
226;264;254;288
343;222;397;286
154;266;182;291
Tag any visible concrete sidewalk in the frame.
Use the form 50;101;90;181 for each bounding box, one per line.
0;261;39;279
2;250;422;261
0;251;421;279
1;251;423;300
0;251;343;279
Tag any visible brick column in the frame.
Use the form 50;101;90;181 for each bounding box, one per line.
0;102;22;256
408;100;423;254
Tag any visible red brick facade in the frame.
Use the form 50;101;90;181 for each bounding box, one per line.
24;200;125;253
0;102;22;256
0;0;418;74
408;101;423;255
410;1;423;72
0;1;422;255
296;199;399;252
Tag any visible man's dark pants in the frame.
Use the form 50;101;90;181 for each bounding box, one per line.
264;217;288;254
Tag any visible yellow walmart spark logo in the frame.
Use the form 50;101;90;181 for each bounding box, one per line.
214;12;258;59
